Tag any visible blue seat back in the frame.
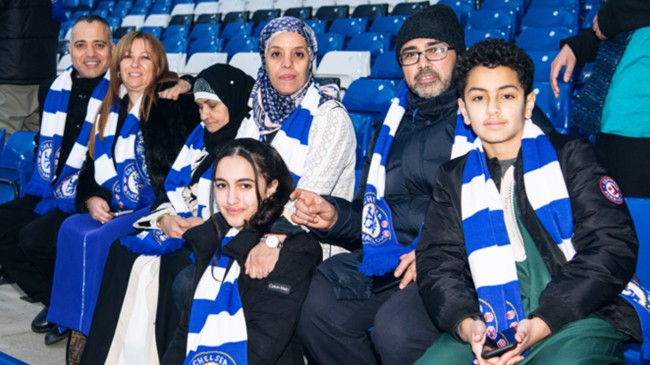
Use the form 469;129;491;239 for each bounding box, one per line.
190;23;220;41
391;1;429;16
465;28;507;47
465;9;515;40
316;33;345;61
528;50;559;82
163;24;190;40
352;4;388;21
305;19;327;34
370;51;402;79
162;37;188;53
284;7;312;21
347;32;389;60
0;131;37;202
628;198;650;284
329;18;369;39
188;37;224;57
251;9;281;26
315;5;349;23
254;20;271;38
221;22;253;40
533;82;571;133
437;0;473;25
225;36;259;58
516;27;573;51
370;15;407;39
140;26;163;38
223;11;250;25
150;2;171;14
521;8;578;34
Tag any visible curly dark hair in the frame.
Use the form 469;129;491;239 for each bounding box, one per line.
210;138;295;233
456;39;535;98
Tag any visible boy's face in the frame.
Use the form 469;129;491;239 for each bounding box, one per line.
458;65;536;160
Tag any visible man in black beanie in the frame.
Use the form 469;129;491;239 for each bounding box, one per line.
295;3;557;363
293;5;466;364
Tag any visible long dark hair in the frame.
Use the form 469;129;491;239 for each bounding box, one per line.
209;138;295;234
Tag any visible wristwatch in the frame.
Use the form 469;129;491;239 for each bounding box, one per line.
261;235;283;249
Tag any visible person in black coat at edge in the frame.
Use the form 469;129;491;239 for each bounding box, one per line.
162;138;322;365
291;5;557;365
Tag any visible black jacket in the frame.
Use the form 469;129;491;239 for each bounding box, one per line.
162;215;322;365
562;0;650;64
75;90;200;210
416;133;642;342
0;0;59;84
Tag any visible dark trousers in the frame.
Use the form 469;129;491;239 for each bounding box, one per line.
0;195;72;305
297;272;441;365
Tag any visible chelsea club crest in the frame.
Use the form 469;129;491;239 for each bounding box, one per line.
122;163;142;203
37;141;54;180
361;192;392;246
54;173;78;199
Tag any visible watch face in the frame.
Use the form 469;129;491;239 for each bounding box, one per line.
264;236;280;248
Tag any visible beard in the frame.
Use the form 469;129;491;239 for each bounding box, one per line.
410;68;452;99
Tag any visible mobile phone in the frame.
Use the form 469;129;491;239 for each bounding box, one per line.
113;209;134;217
481;338;517;359
371;273;401;293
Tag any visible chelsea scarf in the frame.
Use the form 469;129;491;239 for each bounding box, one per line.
93;87;154;211
359;84;417;276
185;227;248;365
264;84;320;186
25;67;109;214
120;123;213;256
454;119;650;357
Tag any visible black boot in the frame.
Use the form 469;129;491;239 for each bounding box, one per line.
31;307;54;333
45;326;70;346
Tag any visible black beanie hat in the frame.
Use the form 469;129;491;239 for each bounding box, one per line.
395;4;466;63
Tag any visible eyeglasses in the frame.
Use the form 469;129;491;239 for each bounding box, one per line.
399;46;454;66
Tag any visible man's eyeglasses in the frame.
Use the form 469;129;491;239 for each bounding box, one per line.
399;46;454;66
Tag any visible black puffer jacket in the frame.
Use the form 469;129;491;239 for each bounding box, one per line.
416;133;641;342
0;0;59;84
162;214;322;365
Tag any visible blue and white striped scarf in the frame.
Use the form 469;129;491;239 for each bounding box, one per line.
265;84;321;185
25;67;109;214
93;88;154;211
120;123;213;256
185;227;247;365
359;84;419;276
455;118;650;355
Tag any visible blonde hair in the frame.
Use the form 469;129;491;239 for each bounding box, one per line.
89;31;178;157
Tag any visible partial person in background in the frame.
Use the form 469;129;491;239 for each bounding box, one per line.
80;64;254;365
0;0;59;137
0;15;111;346
550;0;650;197
162;139;322;365
46;31;199;360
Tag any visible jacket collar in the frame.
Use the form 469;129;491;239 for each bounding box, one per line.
404;86;459;127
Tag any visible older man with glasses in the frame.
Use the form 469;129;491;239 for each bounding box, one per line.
293;5;467;364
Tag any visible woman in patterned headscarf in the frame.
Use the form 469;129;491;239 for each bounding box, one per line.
236;16;357;269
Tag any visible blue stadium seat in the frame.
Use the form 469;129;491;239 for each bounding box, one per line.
162;37;188;53
162;24;190;40
580;6;600;30
305;19;327;34
222;11;250;25
0;129;5;153
59;20;74;40
190;24;220;42
465;28;508;47
391;1;429;16
627;198;650;284
0;131;37;204
188;37;224;57
521;8;578;34
78;0;96;10
114;25;136;39
465;9;515;40
533;81;571;133
91;9;110;18
134;0;153;8
110;1;132;18
71;10;90;21
221;22;253;40
97;1;115;11
284;7;312;21
106;16;121;30
150;2;171;14
140;26;163;38
225;36;259;58
370;51;402;80
438;0;473;25
329;18;369;39
315;5;349;23
342;78;400;170
369;15;407;38
251;9;281;26
347;33;389;62
316;33;346;62
64;0;80;10
195;13;221;24
254;20;270;38
351;4;388;21
169;14;193;25
529;0;579;17
516;27;572;51
481;0;524;28
528;50;559;82
129;5;150;15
